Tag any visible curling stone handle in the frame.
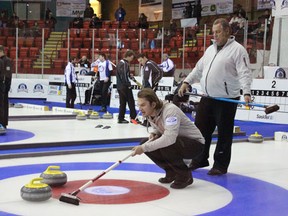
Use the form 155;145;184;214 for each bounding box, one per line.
31;177;44;185
46;165;60;171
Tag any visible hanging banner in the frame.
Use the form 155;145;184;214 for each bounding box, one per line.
172;0;233;19
56;0;86;17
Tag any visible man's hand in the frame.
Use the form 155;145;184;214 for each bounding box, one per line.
68;84;72;89
104;77;109;83
132;146;144;156
178;82;189;97
244;94;252;104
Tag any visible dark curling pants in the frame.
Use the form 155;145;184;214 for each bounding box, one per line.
118;86;137;120
142;136;204;177
65;83;76;108
194;97;238;172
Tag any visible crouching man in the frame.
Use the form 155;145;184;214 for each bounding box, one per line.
132;88;205;189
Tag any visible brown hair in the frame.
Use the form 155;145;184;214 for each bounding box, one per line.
137;88;162;110
124;50;135;58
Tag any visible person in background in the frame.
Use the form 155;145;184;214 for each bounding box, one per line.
64;57;77;108
169;19;177;37
138;13;149;29
0;45;13;129
89;14;101;28
72;13;83;29
97;53;113;112
114;4;126;21
137;53;163;91
178;18;252;176
78;56;91;68
116;50;139;124
158;53;175;77
193;0;202;26
183;2;193;18
84;3;94;19
45;12;57;30
132;88;205;189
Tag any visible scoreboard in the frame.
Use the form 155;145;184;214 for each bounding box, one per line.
235;79;288;124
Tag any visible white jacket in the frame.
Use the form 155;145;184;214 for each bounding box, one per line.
184;36;252;98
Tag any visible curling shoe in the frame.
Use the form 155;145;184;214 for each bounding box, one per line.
158;171;176;184
207;168;227;176
118;119;129;124
170;173;193;189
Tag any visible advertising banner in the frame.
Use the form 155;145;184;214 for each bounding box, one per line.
9;79;48;99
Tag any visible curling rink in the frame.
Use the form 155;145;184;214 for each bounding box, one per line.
0;105;288;216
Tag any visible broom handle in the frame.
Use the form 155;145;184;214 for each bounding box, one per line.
186;93;266;108
78;152;134;192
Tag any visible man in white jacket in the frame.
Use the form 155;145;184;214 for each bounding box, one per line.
132;88;205;189
179;18;252;175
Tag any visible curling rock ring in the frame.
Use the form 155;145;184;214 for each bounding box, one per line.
248;132;264;143
90;111;100;119
40;165;67;186
76;112;87;120
102;111;113;119
21;177;52;202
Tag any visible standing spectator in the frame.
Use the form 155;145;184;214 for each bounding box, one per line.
193;0;202;26
45;12;57;30
0;45;13;129
138;13;149;29
72;13;83;29
183;2;192;18
64;57;77;108
0;10;8;28
137;53;163;91
178;18;252;175
116;50;139;124
84;3;94;19
132;88;205;189
45;8;51;20
97;53;113;112
169;19;177;37
114;4;126;21
158;53;175;77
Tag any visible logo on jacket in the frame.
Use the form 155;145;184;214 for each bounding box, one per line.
17;83;28;93
33;84;44;93
165;116;178;126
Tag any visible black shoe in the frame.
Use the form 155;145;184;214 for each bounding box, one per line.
118;119;129;124
158;176;176;184
188;161;209;171
207;168;227;176
170;173;193;189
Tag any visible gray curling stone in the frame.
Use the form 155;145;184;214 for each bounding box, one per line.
76;112;87;120
40;165;67;186
248;132;264;143
102;111;113;119
0;124;6;135
90;111;100;119
14;103;23;108
21;178;52;202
